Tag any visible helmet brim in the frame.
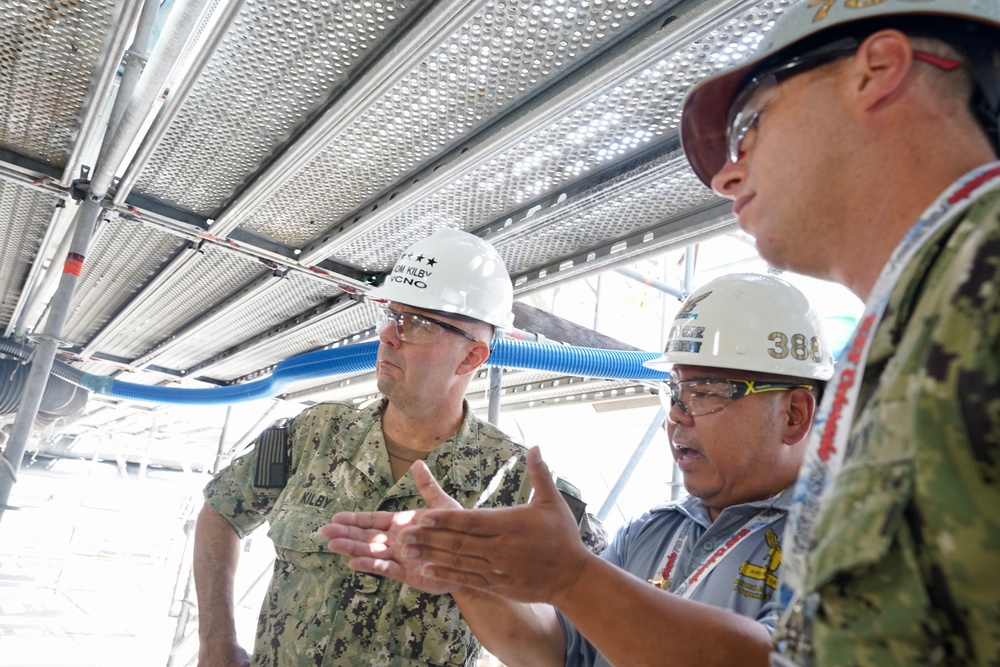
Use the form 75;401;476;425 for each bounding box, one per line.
681;59;758;189
680;2;1000;189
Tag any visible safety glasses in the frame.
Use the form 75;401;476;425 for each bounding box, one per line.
659;378;814;418
726;37;963;163
375;306;479;344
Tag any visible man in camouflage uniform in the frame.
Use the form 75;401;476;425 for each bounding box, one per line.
323;273;835;667
192;227;603;667
328;2;1000;665
680;0;1000;664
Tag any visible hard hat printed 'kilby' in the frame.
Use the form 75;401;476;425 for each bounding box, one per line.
367;227;516;331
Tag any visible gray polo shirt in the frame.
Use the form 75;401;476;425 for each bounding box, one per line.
560;488;794;667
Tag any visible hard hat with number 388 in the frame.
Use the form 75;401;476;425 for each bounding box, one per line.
644;273;835;381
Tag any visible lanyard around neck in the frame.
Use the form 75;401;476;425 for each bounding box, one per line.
777;162;1000;629
651;507;784;600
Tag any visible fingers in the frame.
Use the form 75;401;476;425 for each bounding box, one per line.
525;446;559;504
413;502;512;537
320;510;418;557
418;562;494;590
396;523;500;572
323;510;412;531
348;556;407;580
412;461;462;510
318;521;379;542
326;535;395;558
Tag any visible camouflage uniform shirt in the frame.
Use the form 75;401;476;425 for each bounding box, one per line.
777;181;1000;665
204;398;603;667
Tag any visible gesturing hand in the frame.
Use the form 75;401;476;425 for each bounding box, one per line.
319;459;463;596
396;446;593;606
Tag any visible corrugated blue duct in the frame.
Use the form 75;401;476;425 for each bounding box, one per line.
75;339;670;405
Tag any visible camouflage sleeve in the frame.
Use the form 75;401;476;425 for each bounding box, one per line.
556;475;607;554
579;512;608;555
800;193;1000;666
914;199;1000;663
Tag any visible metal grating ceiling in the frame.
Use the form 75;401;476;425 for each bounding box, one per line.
0;0;125;167
0;0;800;499
232;0;675;249
198;300;380;383
309;0;786;271
62;218;188;348
0;180;56;329
132;0;418;216
149;270;349;372
496;152;720;274
81;242;276;361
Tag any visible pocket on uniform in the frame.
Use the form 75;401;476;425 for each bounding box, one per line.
387;584;476;666
255;577;327;665
267;503;332;555
809;461;913;589
266;504;334;625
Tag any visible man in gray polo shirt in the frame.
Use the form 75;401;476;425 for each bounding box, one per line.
322;272;834;667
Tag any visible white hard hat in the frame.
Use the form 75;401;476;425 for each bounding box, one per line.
681;0;1000;187
644;273;835;381
367;227;515;330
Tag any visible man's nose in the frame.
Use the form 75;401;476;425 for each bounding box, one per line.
710;158;745;198
665;400;694;426
379;322;402;347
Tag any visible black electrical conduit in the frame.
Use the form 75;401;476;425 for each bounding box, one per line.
0;337;669;407
0;359;88;417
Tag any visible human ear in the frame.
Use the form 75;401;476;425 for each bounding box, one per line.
455;341;491;376
853;29;914;110
782;388;817;446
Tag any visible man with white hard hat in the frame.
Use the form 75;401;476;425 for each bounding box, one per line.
322;273;832;667
192;227;603;667
683;0;1000;664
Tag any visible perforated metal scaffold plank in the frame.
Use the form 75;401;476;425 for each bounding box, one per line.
198;299;380;382
229;0;675;251
131;0;421;216
149;269;350;373
328;0;787;274
0;0;125;167
0;180;59;331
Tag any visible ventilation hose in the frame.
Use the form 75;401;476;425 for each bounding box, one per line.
6;339;669;406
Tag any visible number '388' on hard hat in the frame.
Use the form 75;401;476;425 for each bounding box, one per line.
643;273;835;381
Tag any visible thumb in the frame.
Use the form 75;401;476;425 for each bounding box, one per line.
526;446;560;506
412;460;461;510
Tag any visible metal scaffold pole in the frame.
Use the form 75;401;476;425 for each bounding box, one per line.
0;0;214;526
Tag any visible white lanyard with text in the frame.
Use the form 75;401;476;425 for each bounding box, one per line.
650;508;784;599
777;162;1000;634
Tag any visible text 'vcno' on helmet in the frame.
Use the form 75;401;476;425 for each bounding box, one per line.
367;227;515;333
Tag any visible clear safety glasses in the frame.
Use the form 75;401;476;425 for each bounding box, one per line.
659;378;814;418
375;307;479;344
725;37;962;163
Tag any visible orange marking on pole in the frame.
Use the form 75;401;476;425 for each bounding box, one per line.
64;252;85;277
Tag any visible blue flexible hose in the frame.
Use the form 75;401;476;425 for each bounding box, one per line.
76;339;669;405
